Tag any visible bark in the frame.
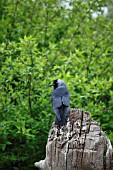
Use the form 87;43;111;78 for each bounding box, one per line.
34;108;113;170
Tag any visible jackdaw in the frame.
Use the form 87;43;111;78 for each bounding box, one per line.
50;79;70;126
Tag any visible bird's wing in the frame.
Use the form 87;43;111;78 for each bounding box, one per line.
62;92;70;107
52;87;70;109
51;96;62;109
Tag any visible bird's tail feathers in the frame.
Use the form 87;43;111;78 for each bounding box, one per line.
55;106;68;126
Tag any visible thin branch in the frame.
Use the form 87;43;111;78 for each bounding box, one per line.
28;73;32;115
5;0;19;48
98;63;112;78
44;6;49;46
86;28;112;78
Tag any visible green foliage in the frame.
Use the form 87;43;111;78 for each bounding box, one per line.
0;0;113;169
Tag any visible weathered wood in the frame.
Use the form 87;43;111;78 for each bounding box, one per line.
34;108;113;170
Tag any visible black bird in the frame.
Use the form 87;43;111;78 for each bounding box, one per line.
50;79;70;126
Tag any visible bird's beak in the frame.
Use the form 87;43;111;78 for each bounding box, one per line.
50;83;54;86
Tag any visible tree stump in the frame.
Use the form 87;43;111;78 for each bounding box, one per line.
34;108;113;170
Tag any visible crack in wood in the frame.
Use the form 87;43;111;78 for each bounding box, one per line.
79;110;83;137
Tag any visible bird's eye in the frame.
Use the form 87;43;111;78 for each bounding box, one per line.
54;80;58;84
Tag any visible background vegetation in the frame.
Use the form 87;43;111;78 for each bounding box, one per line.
0;0;113;169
